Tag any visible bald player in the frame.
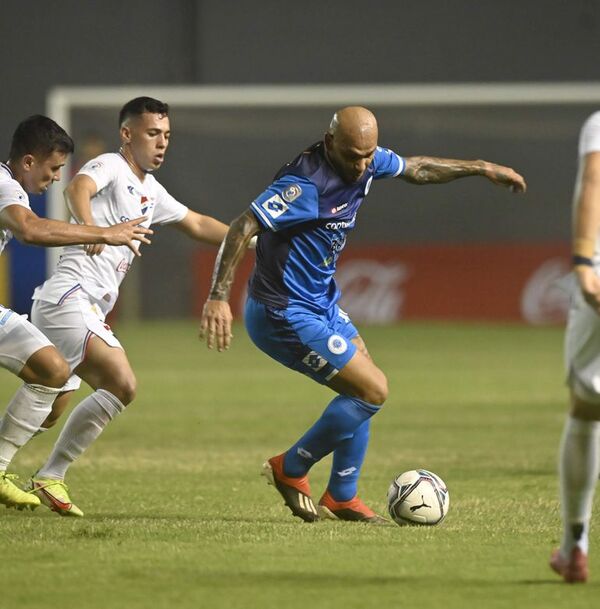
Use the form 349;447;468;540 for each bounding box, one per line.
200;106;526;523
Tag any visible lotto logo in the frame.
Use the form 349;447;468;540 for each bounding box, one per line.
261;194;289;219
302;351;327;371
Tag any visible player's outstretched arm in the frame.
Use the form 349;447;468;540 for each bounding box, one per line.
0;205;153;256
401;156;527;192
173;210;229;245
199;209;261;351
174;210;257;248
573;151;600;314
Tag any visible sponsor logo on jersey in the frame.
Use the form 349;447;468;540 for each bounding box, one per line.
127;185;135;195
331;202;348;214
116;259;131;274
325;215;356;230
261;194;289;219
281;184;302;202
327;335;348;355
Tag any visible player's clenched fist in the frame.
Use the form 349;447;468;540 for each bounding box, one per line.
199;299;233;351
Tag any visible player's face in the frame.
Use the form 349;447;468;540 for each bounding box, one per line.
21;150;68;194
325;131;377;183
123;112;171;172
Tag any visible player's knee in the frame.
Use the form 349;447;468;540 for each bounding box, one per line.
108;374;137;406
32;352;70;388
359;373;388;406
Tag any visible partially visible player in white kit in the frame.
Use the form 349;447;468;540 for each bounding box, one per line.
28;97;231;517
0;115;152;511
550;111;600;583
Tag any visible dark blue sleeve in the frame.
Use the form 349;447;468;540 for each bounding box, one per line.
250;175;319;231
372;146;405;180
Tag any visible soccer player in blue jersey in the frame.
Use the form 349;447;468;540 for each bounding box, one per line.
200;106;526;523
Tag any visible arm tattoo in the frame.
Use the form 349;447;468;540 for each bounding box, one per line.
208;209;260;301
402;156;486;185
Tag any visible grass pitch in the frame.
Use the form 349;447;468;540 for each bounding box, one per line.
0;320;597;608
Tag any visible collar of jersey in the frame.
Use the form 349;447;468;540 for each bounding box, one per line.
0;162;14;179
117;151;150;181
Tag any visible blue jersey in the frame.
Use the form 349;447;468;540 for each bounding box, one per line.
248;142;404;313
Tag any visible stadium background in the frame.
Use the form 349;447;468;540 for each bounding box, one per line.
1;0;599;322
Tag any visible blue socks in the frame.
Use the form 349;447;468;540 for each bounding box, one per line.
328;419;371;501
283;395;380;500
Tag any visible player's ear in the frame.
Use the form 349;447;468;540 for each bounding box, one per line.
324;132;333;151
120;125;132;144
22;154;35;171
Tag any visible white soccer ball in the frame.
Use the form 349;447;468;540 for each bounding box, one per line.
387;469;449;526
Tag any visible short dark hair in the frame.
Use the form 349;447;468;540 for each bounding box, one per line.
9;115;74;161
119;97;169;127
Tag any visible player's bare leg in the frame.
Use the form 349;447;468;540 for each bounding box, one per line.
0;346;69;510
30;337;135;516
550;391;599;583
327;336;388;405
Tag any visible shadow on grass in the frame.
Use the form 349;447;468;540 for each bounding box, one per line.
517;579;600;587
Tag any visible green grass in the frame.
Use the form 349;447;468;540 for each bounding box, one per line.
0;320;597;608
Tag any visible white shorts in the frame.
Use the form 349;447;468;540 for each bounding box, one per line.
31;293;122;392
565;286;600;403
0;305;53;375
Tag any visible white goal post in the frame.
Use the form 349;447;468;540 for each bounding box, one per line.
46;81;600;275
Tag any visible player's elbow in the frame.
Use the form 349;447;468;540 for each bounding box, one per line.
16;224;40;245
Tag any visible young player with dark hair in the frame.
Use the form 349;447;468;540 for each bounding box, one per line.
0;115;152;510
26;98;238;516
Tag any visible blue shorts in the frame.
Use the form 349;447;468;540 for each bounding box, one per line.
244;296;359;384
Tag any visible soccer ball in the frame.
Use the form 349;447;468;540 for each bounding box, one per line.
387;469;449;526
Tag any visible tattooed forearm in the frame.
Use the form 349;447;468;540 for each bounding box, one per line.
402;156;487;185
208;210;260;301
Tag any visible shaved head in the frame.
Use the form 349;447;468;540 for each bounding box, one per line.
328;106;378;144
324;106;379;182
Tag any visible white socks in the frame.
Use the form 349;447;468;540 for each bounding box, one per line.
559;416;600;556
37;389;125;481
0;383;61;471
